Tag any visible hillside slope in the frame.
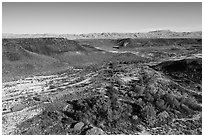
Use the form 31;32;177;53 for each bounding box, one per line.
2;37;202;82
2;38;112;81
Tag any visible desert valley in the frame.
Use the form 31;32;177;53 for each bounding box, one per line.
2;30;202;135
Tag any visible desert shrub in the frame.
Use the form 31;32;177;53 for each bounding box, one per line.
131;103;142;117
139;70;153;86
156;111;170;125
163;93;180;109
180;104;192;115
134;85;145;95
141;103;157;126
65;95;112;126
144;92;154;102
62;87;133;129
182;96;202;111
155;99;168;110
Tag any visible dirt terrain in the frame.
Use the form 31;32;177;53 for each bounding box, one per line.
2;37;202;135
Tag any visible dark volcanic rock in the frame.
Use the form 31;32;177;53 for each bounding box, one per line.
152;58;202;84
113;38;134;48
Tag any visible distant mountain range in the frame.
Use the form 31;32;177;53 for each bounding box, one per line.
2;30;202;39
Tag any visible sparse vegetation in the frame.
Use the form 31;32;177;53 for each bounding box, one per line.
2;37;202;135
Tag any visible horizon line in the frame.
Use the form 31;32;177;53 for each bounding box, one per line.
2;30;202;35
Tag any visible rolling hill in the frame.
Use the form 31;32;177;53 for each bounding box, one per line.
2;36;202;82
2;38;113;81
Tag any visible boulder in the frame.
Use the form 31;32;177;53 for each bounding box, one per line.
86;127;105;135
10;103;27;112
74;122;85;131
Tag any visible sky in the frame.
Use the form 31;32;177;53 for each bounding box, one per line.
2;2;202;34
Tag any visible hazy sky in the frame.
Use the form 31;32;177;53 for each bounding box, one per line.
2;2;202;34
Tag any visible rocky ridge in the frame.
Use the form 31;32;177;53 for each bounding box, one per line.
3;30;202;39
